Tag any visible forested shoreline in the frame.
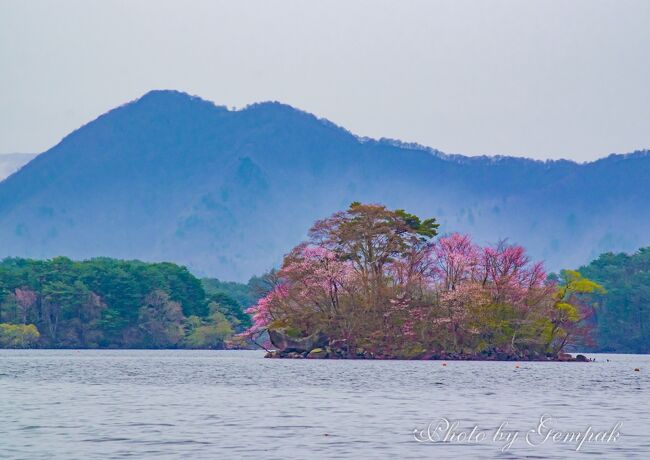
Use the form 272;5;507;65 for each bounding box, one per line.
0;257;252;349
579;248;650;353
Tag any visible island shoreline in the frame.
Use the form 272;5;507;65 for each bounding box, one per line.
264;349;591;362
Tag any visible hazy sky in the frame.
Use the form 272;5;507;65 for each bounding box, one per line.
1;0;649;161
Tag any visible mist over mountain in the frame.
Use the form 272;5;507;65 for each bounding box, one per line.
0;90;648;281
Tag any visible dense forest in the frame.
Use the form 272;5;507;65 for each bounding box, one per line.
579;248;650;353
0;257;255;349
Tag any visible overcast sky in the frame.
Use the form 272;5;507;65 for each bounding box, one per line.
1;0;649;161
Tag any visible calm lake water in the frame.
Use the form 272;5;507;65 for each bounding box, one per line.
0;350;648;459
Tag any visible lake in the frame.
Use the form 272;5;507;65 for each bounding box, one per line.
1;350;648;459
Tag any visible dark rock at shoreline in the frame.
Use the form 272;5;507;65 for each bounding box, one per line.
263;349;586;361
263;331;589;362
268;328;328;353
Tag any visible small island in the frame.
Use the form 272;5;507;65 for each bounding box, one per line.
244;203;603;361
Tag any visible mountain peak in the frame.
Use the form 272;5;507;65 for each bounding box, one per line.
132;89;226;112
138;89;200;102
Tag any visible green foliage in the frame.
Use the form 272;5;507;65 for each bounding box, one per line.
184;312;234;349
202;278;254;307
394;209;439;239
558;270;606;296
0;323;40;348
348;202;439;240
578;248;650;352
0;257;246;349
554;302;580;322
544;270;605;354
201;277;254;329
207;294;251;329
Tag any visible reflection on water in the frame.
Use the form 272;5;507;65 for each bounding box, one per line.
0;350;648;459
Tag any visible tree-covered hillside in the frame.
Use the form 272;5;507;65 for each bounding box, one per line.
579;248;650;353
0;257;253;348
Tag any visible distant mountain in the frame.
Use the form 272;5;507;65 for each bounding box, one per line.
0;90;649;280
0;153;37;180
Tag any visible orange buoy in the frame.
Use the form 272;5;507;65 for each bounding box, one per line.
515;365;520;368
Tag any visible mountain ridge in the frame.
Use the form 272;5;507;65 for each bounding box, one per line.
0;89;649;280
7;89;647;167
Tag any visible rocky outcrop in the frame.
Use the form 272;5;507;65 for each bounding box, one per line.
268;328;328;353
263;329;590;361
